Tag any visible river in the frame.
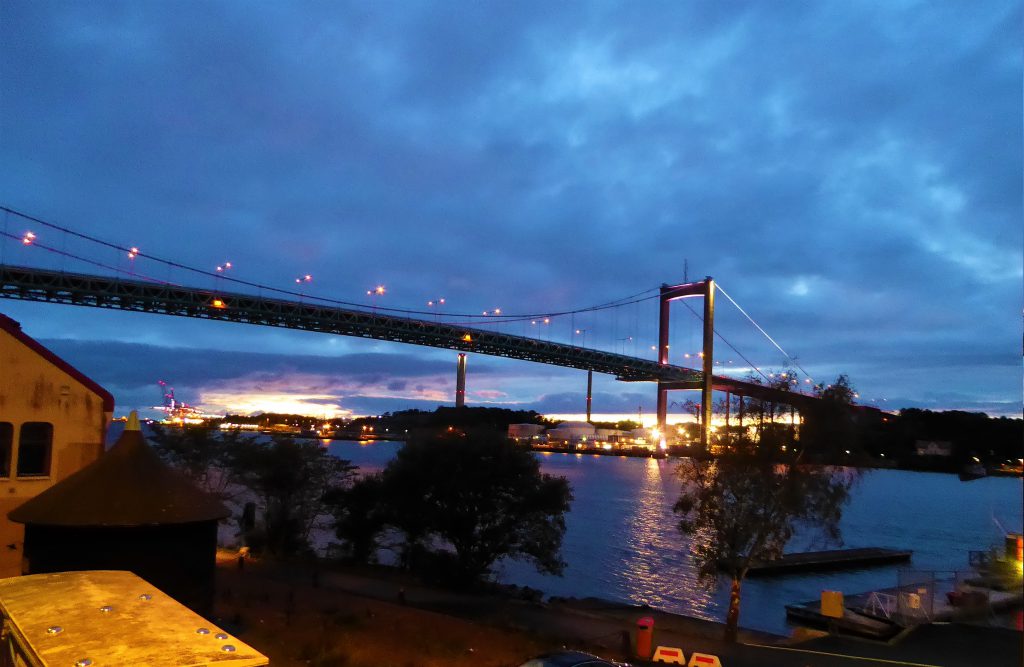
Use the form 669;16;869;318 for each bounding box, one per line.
326;439;1023;635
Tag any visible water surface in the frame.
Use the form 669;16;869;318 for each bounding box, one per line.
327;440;1023;634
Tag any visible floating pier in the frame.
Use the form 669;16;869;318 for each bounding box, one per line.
741;547;912;577
786;581;1024;639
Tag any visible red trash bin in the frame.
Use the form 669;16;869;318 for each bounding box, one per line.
635;616;654;659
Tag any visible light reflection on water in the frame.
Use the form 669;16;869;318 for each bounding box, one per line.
327;440;1022;635
616;458;715;620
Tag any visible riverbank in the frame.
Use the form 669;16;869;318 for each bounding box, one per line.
211;552;1022;667
211;550;785;666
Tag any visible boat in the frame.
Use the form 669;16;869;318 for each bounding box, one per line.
958;460;987;481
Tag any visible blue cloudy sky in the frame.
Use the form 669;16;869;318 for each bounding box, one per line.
1;1;1020;419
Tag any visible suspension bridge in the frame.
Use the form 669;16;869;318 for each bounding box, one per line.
0;206;869;446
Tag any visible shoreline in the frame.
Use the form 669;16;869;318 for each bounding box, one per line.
214;550;787;666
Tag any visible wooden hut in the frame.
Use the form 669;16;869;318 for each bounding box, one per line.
8;413;229;612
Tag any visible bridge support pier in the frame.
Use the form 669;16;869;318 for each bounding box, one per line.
586;370;593;423
455;353;467;407
724;391;730;444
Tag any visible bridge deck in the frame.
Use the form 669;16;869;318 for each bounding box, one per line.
0;265;853;410
0;265;698;382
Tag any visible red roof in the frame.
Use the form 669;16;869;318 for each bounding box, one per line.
0;313;115;413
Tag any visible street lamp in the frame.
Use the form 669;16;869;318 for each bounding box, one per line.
427;297;445;320
295;274;312;300
367;285;385;311
126;246;140;274
574;328;588;348
215;261;232;292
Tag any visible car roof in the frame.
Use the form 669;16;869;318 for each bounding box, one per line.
531;651;608;666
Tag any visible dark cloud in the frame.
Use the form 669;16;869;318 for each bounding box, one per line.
1;1;1019;416
40;339;469;389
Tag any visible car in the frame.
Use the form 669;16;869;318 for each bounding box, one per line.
517;650;630;667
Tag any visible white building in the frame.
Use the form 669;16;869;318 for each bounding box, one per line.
508;423;545;442
545;421;596;447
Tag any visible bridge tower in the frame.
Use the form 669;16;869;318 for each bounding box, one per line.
657;277;715;448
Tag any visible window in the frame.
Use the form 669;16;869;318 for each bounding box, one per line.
0;423;11;477
17;422;52;477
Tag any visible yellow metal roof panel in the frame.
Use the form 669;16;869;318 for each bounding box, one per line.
0;571;268;666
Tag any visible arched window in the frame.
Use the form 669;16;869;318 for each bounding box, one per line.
17;422;53;477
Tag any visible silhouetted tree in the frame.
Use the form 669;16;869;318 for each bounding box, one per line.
327;473;387;564
674;439;856;642
230;437;356;556
801;374;859;458
149;425;251;499
379;431;572;585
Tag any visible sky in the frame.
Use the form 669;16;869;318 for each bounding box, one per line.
1;1;1021;420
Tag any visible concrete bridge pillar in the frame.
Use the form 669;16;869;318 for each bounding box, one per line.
455;353;466;407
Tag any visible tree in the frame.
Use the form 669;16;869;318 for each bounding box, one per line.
801;374;859;458
674;439;855;641
149;425;251;499
230;436;357;556
378;431;572;585
327;473;388;564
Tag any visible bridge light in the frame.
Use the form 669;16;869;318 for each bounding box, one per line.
462;334;472;342
21;231;35;245
211;299;226;309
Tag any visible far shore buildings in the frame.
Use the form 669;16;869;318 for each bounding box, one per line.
508;421;655;451
0;313;114;577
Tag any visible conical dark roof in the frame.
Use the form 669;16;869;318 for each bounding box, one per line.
9;415;230;527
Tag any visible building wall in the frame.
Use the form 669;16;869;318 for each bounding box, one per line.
23;522;218;613
0;325;112;577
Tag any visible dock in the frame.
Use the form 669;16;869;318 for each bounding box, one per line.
786;580;1024;639
739;547;912;576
